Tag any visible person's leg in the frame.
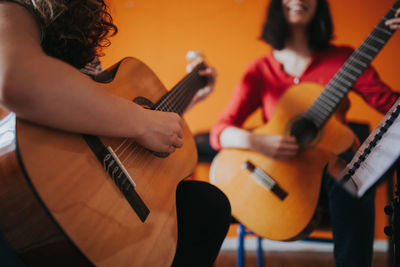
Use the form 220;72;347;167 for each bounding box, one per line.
171;180;231;267
323;169;375;267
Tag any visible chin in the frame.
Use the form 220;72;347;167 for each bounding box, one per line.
288;19;309;26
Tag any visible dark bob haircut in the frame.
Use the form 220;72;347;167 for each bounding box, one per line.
260;0;333;51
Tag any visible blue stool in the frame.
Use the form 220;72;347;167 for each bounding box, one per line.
236;223;334;267
237;223;264;267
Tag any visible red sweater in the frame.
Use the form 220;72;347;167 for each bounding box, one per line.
210;45;399;150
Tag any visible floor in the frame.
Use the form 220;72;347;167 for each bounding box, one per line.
214;250;389;267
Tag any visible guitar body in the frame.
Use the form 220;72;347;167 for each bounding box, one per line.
210;82;355;241
0;58;197;266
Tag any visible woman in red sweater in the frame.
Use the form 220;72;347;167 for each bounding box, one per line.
211;0;400;266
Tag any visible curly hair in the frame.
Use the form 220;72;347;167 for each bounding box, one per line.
25;0;118;68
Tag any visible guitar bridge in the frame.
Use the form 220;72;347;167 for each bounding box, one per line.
243;161;288;201
82;134;150;222
102;147;150;222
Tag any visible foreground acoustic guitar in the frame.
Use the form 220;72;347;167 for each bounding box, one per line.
0;55;207;266
210;2;399;241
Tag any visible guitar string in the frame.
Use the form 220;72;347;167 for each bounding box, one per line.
165;66;205;114
113;68;204;166
116;65;205;168
114;138;128;153
315;8;397;122
176;75;205;113
115;64;202;163
318;33;385;113
154;63;205;113
159;66;205;117
116;73;203;173
312;10;394;115
306;11;396;127
169;74;203;114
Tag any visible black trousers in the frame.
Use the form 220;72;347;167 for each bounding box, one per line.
323;173;375;267
322;150;377;267
171;180;232;267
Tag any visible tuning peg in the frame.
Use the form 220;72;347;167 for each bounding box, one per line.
384;205;393;216
185;51;204;73
186;50;202;61
384;225;393;236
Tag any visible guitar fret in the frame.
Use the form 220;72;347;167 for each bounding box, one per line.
349;57;368;69
322;90;340;103
325;91;342;103
303;111;314;121
335;76;353;87
376;26;393;37
155;63;207;114
340;70;358;82
319;93;337;107
356;50;374;61
330;79;349;93
362;43;379;54
369;35;386;45
303;1;398;129
372;30;390;43
307;109;325;124
313;101;332;117
344;64;362;75
326;85;345;98
308;107;325;121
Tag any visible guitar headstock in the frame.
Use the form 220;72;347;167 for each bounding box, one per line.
186;50;206;73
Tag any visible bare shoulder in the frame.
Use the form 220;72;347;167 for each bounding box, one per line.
0;2;41;47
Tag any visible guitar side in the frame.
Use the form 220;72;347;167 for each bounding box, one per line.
0;58;198;266
210;82;355;241
0;112;93;265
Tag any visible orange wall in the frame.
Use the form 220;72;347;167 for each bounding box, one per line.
103;0;400;240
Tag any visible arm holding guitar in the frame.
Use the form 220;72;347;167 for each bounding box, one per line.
0;2;183;154
219;126;299;160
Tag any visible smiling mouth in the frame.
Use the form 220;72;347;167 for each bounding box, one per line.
288;4;308;12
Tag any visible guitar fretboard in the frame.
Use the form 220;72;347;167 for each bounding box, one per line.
338;98;400;197
153;63;208;115
304;1;400;128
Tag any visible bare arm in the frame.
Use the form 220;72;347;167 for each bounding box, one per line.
0;3;183;153
219;126;299;160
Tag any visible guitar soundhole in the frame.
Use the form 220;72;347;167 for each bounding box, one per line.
133;96;154;109
289;117;319;147
152;151;170;158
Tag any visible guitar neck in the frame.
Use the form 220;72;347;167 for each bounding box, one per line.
153;62;208;115
304;0;400;128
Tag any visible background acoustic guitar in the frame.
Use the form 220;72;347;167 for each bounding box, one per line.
210;1;400;241
0;52;207;266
